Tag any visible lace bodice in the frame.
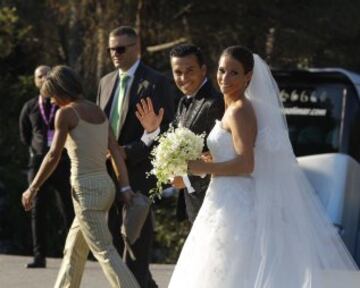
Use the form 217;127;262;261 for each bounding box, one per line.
207;120;237;163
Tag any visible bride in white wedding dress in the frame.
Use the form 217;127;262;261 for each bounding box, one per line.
167;46;358;288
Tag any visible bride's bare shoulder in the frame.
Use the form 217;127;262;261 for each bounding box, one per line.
221;101;256;136
229;100;256;122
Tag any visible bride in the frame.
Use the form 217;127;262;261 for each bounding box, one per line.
165;46;358;287
135;45;358;287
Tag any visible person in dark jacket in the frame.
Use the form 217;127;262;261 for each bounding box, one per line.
136;44;224;223
97;26;175;288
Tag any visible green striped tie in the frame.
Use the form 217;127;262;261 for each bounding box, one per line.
111;74;130;138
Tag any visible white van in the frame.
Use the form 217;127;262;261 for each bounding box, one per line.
273;68;360;265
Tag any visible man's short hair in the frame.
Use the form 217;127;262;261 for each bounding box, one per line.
169;44;205;67
109;26;137;40
34;65;50;74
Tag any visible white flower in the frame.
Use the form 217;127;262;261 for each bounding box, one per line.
149;126;205;199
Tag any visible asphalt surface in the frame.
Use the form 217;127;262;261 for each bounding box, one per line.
1;254;360;287
0;254;174;287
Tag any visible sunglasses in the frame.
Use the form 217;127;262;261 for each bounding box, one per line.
107;43;136;54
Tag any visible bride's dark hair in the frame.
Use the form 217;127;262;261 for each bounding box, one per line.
221;46;254;74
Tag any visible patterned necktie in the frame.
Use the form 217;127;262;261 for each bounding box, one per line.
111;74;130;138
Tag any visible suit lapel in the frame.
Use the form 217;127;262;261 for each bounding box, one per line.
183;81;211;128
184;97;205;128
103;71;119;117
119;62;147;140
129;62;148;107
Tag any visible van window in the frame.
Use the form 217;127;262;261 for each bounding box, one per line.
279;83;349;156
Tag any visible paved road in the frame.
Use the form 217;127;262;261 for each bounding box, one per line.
0;254;174;287
2;254;360;287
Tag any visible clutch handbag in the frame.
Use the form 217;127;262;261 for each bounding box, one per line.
121;192;151;260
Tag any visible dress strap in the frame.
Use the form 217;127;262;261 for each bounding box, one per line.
69;106;81;121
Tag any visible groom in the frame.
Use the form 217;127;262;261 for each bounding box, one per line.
97;26;174;288
137;44;224;223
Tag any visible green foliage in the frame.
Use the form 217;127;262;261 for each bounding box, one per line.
0;6;32;59
0;7;18;58
0;164;70;256
0;165;29;253
153;197;190;263
0;74;35;165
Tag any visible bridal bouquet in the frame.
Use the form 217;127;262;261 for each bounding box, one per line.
149;126;205;200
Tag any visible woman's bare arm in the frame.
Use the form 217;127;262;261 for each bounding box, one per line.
188;103;257;177
108;125;134;205
22;108;71;210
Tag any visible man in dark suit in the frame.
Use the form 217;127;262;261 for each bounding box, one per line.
97;26;174;288
170;44;224;223
19;65;74;268
136;44;224;223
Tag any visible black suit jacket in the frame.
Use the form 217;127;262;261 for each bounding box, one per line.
174;80;224;221
97;61;175;195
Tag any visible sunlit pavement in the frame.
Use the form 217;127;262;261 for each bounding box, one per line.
0;254;174;288
1;254;360;287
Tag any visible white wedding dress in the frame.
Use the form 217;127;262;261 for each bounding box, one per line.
169;120;257;287
168;55;358;288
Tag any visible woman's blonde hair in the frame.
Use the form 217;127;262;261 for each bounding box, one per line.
41;65;83;101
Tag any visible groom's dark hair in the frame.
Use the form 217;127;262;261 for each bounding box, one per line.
170;44;205;67
222;46;254;74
